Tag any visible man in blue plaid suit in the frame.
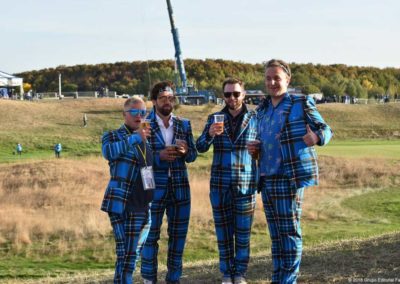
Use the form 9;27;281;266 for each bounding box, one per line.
140;81;197;284
196;78;258;284
248;59;333;284
101;97;153;284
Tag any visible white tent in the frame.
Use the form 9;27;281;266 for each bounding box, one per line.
0;70;24;99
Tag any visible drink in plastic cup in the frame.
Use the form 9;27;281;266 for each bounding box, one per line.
165;143;178;151
213;114;224;135
247;139;261;160
214;114;224;126
140;119;151;129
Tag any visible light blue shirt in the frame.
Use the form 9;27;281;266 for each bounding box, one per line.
259;98;286;176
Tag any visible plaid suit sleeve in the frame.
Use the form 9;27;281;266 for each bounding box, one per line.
196;114;214;153
184;120;197;163
303;96;333;146
102;131;142;161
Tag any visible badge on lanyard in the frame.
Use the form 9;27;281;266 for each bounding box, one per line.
141;166;155;190
136;143;155;190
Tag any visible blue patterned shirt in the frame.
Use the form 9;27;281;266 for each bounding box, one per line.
259;97;287;176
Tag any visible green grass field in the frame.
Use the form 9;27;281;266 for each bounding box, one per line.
0;99;399;282
316;139;400;159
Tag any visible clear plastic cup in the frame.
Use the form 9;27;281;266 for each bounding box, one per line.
247;139;261;160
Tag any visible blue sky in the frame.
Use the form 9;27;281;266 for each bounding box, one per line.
1;0;399;73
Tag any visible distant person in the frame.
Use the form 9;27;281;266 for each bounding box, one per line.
54;143;62;158
16;143;22;156
101;97;153;284
83;113;88;127
196;78;258;284
141;81;197;284
248;59;333;283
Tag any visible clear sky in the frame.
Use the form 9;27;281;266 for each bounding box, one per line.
2;0;399;73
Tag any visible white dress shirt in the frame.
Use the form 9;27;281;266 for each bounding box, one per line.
156;113;174;145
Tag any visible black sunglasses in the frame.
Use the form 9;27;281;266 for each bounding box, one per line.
223;91;241;98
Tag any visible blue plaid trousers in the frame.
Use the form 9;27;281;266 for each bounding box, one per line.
210;188;256;278
259;176;304;284
109;210;151;284
141;179;191;282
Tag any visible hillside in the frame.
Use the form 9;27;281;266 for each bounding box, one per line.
15;59;400;100
0;99;399;162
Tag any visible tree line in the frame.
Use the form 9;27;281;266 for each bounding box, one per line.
16;59;400;98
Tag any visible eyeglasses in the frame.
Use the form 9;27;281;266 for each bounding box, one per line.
157;95;176;103
223;91;242;98
125;109;147;117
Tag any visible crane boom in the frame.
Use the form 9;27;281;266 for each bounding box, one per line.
166;0;187;91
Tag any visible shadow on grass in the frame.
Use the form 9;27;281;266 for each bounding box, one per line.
56;123;76;127
92;232;399;284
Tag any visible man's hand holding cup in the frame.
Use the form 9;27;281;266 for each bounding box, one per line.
139;119;152;141
160;143;179;161
209;114;224;137
175;139;188;156
247;139;261;160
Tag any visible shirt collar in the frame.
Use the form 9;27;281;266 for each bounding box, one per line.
155;113;174;127
263;93;290;108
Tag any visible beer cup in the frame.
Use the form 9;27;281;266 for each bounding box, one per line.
214;114;224;127
247;139;261;160
213;114;224;135
140;119;151;129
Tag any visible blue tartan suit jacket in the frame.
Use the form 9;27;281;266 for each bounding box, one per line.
146;110;197;201
101;125;147;214
256;94;333;189
196;108;258;195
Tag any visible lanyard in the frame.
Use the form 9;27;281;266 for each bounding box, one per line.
136;144;147;167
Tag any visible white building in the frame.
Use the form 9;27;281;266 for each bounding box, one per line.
0;71;24;99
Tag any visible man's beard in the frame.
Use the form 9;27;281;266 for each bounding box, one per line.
158;106;172;116
228;102;242;111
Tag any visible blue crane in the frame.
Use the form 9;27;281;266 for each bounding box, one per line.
165;0;216;104
166;0;187;94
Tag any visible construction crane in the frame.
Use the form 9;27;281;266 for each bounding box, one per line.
166;0;216;105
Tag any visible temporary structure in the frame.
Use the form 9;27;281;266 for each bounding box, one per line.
0;70;24;99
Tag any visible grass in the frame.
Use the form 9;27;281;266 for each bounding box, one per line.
316;139;400;159
1;99;400;164
1;99;400;282
342;187;400;221
1;156;399;281
6;232;397;283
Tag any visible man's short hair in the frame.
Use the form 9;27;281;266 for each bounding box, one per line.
222;77;245;91
150;81;175;101
264;59;291;78
124;96;145;110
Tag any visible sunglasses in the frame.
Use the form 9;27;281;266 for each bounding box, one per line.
125;109;147;117
158;86;174;95
223;91;241;98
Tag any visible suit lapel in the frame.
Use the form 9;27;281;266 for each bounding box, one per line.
221;113;233;144
120;124;131;140
279;94;294;133
172;117;180;143
234;110;253;144
150;115;166;146
119;125;139;157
